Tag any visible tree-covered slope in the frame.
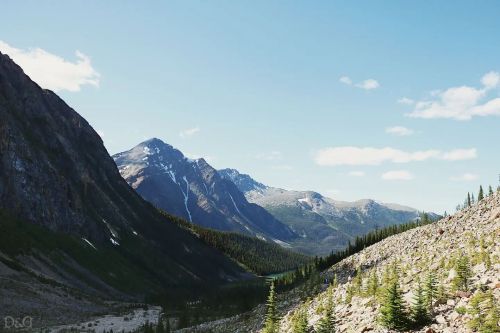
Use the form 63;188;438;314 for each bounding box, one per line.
164;213;310;275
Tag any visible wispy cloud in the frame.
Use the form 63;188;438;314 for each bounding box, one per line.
356;79;380;90
339;76;352;85
0;40;100;92
339;76;380;90
385;126;414;136
407;71;500;120
382;170;414;181
314;147;477;166
397;97;415;105
179;126;200;138
348;171;366;177
255;151;283;161
450;173;479;181
441;149;477;161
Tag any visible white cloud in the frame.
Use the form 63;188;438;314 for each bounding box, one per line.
481;71;500;89
450;173;479;181
339;76;352;85
407;71;500;120
314;146;477;166
398;97;415;105
179;126;200;138
255;151;282;161
382;170;414;181
441;148;477;161
356;79;380;90
348;171;366;177
385;126;414;136
339;76;380;90
0;40;100;92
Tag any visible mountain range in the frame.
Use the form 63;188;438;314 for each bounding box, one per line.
113;139;296;243
220;169;433;255
0;51;253;326
113;139;434;256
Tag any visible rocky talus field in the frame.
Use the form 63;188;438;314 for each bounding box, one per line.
277;192;500;333
178;192;499;333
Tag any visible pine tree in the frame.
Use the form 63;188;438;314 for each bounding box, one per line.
467;192;472;207
367;270;379;298
353;267;363;294
424;271;438;313
478;185;484;201
488;185;494;196
291;307;309;333
263;281;278;333
316;306;335;333
411;278;430;327
453;254;472;291
379;278;408;331
468;289;500;333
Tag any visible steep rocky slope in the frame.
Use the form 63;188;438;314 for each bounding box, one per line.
276;192;500;332
0;52;248;326
113;139;296;242
176;191;499;333
219;168;429;255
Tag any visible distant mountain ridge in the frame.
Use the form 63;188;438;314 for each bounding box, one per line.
113;139;296;242
219;168;432;255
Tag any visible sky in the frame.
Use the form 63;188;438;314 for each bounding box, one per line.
1;1;500;214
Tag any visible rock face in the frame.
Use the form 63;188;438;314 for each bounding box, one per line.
276;191;500;333
113;139;296;242
219;168;428;255
0;51;246;305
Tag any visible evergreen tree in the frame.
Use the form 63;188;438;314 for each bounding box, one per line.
291;307;309;333
263;281;278;333
472;193;476;205
467;192;472;207
353;267;363;294
411;278;430;327
316;306;335;333
367;270;379;298
468;289;500;333
424;271;438;313
379;278;408;331
478;185;484;201
488;185;494;196
453;254;472;291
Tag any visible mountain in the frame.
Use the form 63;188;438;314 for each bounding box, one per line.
277;191;500;332
113;139;296;243
0;52;249;326
219;168;430;255
181;191;500;333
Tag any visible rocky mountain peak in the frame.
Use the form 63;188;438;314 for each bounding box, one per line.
113;142;297;241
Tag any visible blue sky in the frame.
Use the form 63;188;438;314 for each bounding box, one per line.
1;1;500;213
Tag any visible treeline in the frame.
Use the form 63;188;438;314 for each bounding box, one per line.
158;210;310;275
456;182;499;212
274;213;437;291
316;213;435;271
